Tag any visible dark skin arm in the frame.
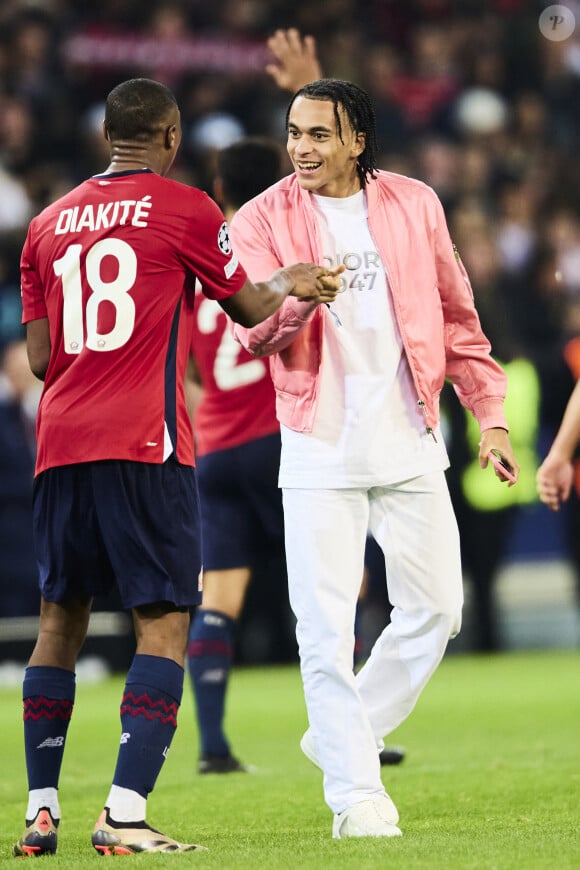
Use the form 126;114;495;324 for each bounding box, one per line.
24;266;340;379
26;317;50;381
220;264;343;327
25;267;341;380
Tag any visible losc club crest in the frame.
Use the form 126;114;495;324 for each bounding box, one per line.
217;222;231;256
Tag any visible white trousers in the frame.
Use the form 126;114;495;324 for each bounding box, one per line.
283;472;463;814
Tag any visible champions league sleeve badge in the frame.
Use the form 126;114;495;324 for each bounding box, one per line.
218;221;239;278
217;221;232;255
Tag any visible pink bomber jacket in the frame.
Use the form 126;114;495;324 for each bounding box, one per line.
230;169;508;435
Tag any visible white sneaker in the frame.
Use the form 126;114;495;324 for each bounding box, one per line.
300;732;401;836
332;798;402;839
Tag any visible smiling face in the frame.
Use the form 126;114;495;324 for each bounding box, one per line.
287;96;365;198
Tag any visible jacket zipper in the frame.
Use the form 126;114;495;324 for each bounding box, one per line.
417;399;438;442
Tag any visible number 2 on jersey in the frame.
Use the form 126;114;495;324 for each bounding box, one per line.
197;296;266;390
53;239;137;354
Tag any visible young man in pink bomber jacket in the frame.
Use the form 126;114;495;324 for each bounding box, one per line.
230;77;519;840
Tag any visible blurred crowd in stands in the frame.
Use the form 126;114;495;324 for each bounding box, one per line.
1;0;580;651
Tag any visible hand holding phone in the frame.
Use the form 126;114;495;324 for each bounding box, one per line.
488;450;516;484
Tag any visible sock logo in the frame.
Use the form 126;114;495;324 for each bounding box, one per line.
163;745;170;759
203;613;226;627
200;668;226;684
36;735;64;749
120;732;131;744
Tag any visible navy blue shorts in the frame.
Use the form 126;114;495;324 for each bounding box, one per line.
32;457;202;609
196;432;284;571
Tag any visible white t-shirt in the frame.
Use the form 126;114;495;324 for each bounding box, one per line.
279;189;449;489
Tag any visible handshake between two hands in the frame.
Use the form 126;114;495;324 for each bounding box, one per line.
283;262;345;304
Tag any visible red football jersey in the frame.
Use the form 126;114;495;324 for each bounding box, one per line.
191;286;278;456
21;169;247;474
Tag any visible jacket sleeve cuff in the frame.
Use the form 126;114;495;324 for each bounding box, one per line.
472;400;509;433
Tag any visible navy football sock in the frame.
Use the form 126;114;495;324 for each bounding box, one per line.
112;654;184;797
187;609;235;756
23;666;75;791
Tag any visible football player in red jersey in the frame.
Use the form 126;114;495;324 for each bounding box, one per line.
186;138;286;774
15;77;341;857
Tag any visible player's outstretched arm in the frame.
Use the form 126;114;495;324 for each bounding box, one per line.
537;379;580;510
265;28;323;92
220;263;343;327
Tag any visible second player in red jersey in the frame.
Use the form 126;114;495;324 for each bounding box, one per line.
186;138;287;774
191;284;278;457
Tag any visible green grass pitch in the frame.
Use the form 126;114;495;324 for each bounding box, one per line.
1;650;579;868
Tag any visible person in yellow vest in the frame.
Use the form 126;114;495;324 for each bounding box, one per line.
443;355;540;651
437;228;535;651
